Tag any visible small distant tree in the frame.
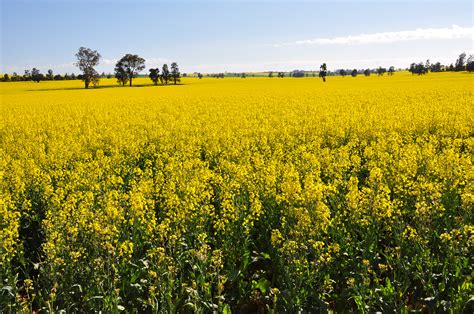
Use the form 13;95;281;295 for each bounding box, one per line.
197;73;203;79
170;62;180;84
162;64;170;84
466;54;474;72
376;67;386;76
115;54;146;87
425;60;430;73
23;70;31;81
339;69;347;77
319;63;327;82
268;71;273;78
241;72;246;78
47;69;53;80
31;68;42;82
364;69;371;76
430;62;442;72
54;74;63;80
455;52;466;71
75;47;101;89
278;72;285;78
411;62;427;75
149;68;160;85
351;69;357;77
3;74;10;82
388;66;395;75
292;70;305;77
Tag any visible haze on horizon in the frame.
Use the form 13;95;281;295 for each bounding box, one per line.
1;0;473;74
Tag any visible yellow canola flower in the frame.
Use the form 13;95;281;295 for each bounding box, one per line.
0;73;472;309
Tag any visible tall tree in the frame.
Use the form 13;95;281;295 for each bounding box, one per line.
170;62;180;84
409;63;416;75
31;68;42;82
75;47;101;89
47;69;53;80
466;54;474;72
339;69;346;77
114;61;129;86
351;69;358;77
364;69;371;76
425;60;430;73
114;54;146;87
149;68;160;85
162;64;170;84
455;52;466;71
319;63;327;82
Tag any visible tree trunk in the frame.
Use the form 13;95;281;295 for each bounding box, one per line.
85;80;89;89
129;77;132;87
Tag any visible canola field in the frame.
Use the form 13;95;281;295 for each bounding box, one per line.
1;73;473;312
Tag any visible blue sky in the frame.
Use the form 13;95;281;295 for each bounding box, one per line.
1;0;473;73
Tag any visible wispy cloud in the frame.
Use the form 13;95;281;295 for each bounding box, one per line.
103;57;170;67
275;25;474;47
1;62;75;73
102;58;117;65
145;57;171;67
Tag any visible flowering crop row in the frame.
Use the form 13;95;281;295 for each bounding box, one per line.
1;73;472;312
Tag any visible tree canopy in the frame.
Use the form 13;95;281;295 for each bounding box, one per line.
75;47;101;89
114;54;146;87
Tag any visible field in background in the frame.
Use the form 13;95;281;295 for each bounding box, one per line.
1;73;473;312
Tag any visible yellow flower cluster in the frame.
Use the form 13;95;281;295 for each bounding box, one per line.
1;72;472;311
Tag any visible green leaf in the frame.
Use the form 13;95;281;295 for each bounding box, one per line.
222;303;232;314
252;278;270;294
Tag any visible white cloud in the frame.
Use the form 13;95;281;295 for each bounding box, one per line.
146;57;171;66
1;62;75;73
102;57;170;68
276;25;474;47
102;58;117;65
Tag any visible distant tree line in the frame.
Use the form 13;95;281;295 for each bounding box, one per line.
408;53;474;75
147;62;181;85
1;47;182;88
1;68;86;82
2;50;473;84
